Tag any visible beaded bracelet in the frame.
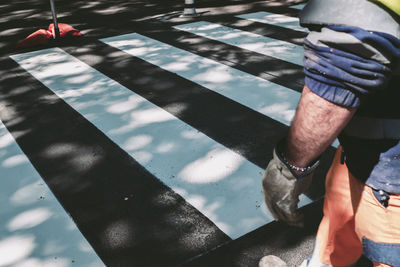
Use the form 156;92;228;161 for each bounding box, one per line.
281;155;312;173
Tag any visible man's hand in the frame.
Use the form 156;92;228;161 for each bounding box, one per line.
262;147;318;227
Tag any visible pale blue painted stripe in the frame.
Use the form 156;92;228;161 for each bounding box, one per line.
101;34;339;148
101;33;300;126
236;11;308;33
163;25;338;148
0;121;104;266
11;48;313;239
291;3;306;9
173;21;303;66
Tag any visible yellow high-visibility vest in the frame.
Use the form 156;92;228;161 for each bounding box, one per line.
375;0;400;15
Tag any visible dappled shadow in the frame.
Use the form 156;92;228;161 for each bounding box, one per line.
0;56;231;266
100;32;300;125
0;122;103;266
235;11;308;33
173;21;303;66
1;0;301;56
182;200;324;267
0;0;346;266
11;47;307;240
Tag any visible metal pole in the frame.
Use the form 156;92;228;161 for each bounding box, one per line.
182;0;198;16
49;0;60;40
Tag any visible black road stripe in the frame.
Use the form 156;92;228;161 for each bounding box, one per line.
62;39;289;169
3;21;332;267
182;200;324;267
3;4;330;265
206;15;306;46
2;0;374;265
0;57;230;266
61;38;333;201
136;24;305;91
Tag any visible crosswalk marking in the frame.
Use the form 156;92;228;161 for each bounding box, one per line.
236;11;308;33
173;21;303;66
101;33;301;126
0;122;104;266
11;48;314;239
169;22;339;148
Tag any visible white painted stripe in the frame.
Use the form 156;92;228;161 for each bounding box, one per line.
0;121;104;266
101;33;300;126
173;21;303;66
11;48;312;239
236;11;308;33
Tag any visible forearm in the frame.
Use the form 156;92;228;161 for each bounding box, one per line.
283;85;357;168
287;24;396;167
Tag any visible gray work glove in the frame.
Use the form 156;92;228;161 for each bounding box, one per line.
262;147;319;227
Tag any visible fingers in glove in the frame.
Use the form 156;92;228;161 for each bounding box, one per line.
263;193;304;227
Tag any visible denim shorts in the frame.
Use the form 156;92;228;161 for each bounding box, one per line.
314;147;400;266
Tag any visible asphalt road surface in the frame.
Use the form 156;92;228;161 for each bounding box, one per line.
0;0;372;266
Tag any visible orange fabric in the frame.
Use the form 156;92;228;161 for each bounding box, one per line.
17;29;52;48
355;186;400;244
48;23;82;38
17;23;81;48
316;146;362;266
316;147;400;266
374;263;393;267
